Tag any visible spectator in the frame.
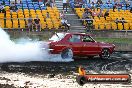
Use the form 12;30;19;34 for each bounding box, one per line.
10;3;18;12
130;7;132;13
115;2;122;11
63;0;68;13
82;8;93;30
104;10;109;20
113;4;116;12
50;0;54;7
45;0;54;7
27;15;33;31
125;1;130;10
60;10;65;19
96;0;103;4
115;18;119;25
96;2;101;11
97;9;103;18
74;0;83;8
34;16;41;31
46;12;50;18
91;2;95;10
0;3;5;13
61;18;70;30
82;8;92;19
121;18;127;29
92;9;98;19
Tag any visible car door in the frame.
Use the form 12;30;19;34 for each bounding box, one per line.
68;34;83;55
82;35;100;55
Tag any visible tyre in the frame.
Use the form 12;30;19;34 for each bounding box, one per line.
100;49;110;59
76;76;87;86
61;48;73;60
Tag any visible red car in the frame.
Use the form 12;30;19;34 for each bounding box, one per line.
48;32;115;60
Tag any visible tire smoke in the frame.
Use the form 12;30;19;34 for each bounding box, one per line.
0;28;73;62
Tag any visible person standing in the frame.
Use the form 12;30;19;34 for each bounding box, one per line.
27;15;33;31
34;16;41;31
63;0;68;13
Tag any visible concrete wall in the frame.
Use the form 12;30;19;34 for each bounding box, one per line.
5;30;132;38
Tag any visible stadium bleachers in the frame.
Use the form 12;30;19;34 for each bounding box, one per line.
0;0;62;30
73;1;132;30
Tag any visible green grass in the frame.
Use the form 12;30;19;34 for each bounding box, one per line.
94;38;132;44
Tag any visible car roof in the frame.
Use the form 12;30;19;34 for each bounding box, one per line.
65;32;92;36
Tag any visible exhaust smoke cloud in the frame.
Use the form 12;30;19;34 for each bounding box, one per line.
0;28;73;62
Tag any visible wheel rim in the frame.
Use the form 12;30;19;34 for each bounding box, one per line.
101;49;110;59
61;49;73;59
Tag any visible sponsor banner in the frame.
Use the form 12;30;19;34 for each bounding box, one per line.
76;74;131;86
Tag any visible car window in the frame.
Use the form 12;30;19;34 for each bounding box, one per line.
82;35;94;42
69;35;81;43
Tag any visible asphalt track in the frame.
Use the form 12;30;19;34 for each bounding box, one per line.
0;51;132;76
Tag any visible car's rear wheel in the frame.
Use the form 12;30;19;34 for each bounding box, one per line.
100;49;110;59
61;48;73;60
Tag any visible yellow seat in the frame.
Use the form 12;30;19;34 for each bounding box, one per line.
118;23;123;30
6;20;12;28
111;23;117;30
19;20;25;28
105;23;111;30
41;22;46;29
124;23;129;30
94;23;99;30
52;19;60;29
99;23;105;30
129;23;132;30
106;17;112;22
12;20;18;28
47;23;53;29
6;15;11;19
0;20;4;28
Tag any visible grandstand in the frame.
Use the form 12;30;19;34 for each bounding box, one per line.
71;0;132;30
0;0;62;30
0;0;131;31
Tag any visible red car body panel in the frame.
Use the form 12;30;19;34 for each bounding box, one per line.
49;33;115;57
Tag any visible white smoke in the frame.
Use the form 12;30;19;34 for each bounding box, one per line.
0;28;73;62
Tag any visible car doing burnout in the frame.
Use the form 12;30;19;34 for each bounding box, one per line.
48;33;115;59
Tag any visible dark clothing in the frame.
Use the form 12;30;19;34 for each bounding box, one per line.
34;18;41;31
34;18;40;24
115;18;127;29
96;0;103;4
113;5;116;12
63;3;68;12
126;3;130;10
130;7;132;13
10;5;18;12
104;11;109;20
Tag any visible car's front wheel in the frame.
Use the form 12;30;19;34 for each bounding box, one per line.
61;48;73;60
100;49;110;59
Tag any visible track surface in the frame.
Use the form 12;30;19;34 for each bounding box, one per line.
0;52;132;75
